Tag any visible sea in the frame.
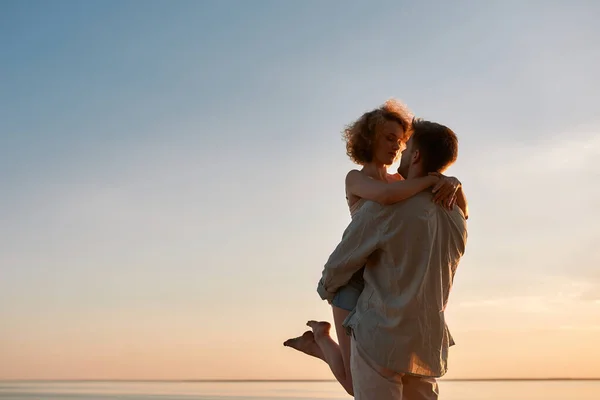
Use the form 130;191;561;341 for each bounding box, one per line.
0;380;599;400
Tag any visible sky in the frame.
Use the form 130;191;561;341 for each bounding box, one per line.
1;0;599;381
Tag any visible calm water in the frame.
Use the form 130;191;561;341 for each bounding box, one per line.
0;380;599;400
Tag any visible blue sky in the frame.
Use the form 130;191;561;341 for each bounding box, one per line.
1;0;599;380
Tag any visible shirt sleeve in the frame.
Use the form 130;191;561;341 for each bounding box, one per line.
317;203;385;302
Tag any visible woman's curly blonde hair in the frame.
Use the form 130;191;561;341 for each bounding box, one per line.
343;99;414;165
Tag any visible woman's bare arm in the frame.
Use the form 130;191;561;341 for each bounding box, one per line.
345;170;438;205
431;174;469;219
454;186;468;219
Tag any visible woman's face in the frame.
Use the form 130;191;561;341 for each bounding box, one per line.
372;120;404;166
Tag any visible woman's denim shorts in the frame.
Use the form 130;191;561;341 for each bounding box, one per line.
331;267;365;311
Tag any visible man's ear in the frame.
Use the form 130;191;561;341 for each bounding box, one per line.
412;149;421;164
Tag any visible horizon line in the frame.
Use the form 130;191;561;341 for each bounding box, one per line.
2;378;599;382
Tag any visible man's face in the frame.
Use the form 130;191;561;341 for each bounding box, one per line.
397;136;414;178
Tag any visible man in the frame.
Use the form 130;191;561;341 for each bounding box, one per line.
317;119;468;399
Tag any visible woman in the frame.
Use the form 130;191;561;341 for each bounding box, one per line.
284;99;468;396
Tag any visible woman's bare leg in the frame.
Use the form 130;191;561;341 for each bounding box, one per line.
306;305;354;396
283;308;354;395
332;306;354;393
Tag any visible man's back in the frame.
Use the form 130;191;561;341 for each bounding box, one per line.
346;192;467;377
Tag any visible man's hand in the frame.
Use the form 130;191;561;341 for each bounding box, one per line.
429;172;461;209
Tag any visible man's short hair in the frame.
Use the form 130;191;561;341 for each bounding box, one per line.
410;119;458;173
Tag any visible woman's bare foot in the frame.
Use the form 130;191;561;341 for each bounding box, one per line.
283;331;324;360
306;320;332;341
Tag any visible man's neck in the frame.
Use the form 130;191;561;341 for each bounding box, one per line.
405;165;426;180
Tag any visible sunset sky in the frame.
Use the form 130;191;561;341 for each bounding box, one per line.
1;0;599;380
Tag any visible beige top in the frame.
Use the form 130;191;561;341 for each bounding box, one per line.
317;192;468;377
348;198;366;219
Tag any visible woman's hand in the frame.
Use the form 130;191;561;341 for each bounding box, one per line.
427;173;441;187
429;172;461;209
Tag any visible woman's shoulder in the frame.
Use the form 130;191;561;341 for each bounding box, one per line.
345;168;368;187
345;168;365;180
345;169;366;211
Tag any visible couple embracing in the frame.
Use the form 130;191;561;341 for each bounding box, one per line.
284;99;469;400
